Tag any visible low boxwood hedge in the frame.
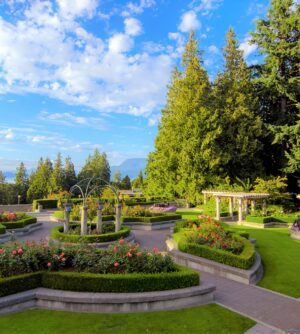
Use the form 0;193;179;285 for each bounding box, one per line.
175;233;255;270
0;223;6;234
0;266;199;297
245;215;298;224
32;199;58;211
2;216;37;229
50;224;130;243
121;214;182;223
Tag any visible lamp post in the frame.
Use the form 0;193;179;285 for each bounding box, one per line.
17;195;21;205
97;201;104;233
64;202;72;233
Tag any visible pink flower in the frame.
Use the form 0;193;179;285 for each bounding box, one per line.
61;258;66;262
119;239;125;244
17;248;23;254
114;262;119;267
136;252;142;256
0;249;5;253
113;246;117;252
153;247;159;254
47;262;52;268
126;252;132;258
12;250;17;255
60;252;65;257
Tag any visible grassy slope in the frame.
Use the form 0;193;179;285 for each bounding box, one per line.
228;225;300;297
176;209;203;220
0;305;255;334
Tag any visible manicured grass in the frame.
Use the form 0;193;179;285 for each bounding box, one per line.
176;209;203;220
227;224;300;297
0;305;255;334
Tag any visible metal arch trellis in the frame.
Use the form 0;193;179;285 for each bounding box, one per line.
69;177;120;206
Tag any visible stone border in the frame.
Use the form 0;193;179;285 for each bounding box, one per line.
49;232;135;249
166;239;263;285
0;284;215;315
0;222;43;244
241;221;291;229
0;233;11;244
123;220;183;231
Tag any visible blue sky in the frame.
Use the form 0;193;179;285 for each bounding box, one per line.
0;0;270;172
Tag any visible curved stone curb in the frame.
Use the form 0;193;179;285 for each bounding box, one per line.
6;222;43;236
0;284;215;314
49;232;135;249
0;233;12;244
166;239;263;285
290;232;300;241
123;220;184;231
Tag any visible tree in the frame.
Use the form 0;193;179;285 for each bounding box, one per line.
213;28;264;181
112;170;122;188
49;153;64;194
132;169;144;189
251;0;300;191
63;156;77;191
146;32;221;202
120;175;131;190
15;162;28;203
78;149;111;183
27;158;53;201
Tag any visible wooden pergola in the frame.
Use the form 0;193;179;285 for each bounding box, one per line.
202;190;270;224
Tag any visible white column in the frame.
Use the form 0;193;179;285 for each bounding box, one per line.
238;199;243;225
244;200;249;215
115;204;122;232
81;206;88;235
262;200;267;215
203;193;207;205
229;197;233;218
216;196;221;221
96;209;103;233
64;210;70;233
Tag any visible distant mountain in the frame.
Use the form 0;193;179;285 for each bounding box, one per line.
111;158;147;179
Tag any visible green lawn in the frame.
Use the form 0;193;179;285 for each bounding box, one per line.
227;225;300;297
0;305;255;334
176;209;203;220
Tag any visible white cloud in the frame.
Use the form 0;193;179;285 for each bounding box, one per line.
239;37;257;58
109;33;134;53
0;128;15;140
179;11;201;33
0;2;174;120
192;0;223;16
208;45;219;54
57;0;98;19
122;0;156;16
124;18;143;36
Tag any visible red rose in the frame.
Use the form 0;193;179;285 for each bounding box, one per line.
126;252;132;258
119;239;125;244
17;248;23;254
12;250;17;255
114;262;120;267
47;262;52;268
136;252;142;256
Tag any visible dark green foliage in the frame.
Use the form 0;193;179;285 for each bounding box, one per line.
120;175;131;190
15;162;29;204
0;224;6;234
32;199;58;210
176;234;255;269
121;214;182;223
50;225;130;243
0;266;199;297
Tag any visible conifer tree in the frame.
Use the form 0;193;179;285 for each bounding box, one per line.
49;153;64;194
63;156;77;191
213;28;263;181
15;162;28;203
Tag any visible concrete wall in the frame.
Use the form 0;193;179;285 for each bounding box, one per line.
0;204;32;212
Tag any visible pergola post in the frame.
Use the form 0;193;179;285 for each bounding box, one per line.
80;206;88;235
203;193;207;205
216;196;221;221
262;200;267;215
244;200;249;215
251;200;256;214
238;199;243;225
229;197;234;218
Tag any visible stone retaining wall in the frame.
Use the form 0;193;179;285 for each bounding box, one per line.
0;285;215;315
166;240;263;285
0;204;32;212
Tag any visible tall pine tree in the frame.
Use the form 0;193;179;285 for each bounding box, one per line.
63;156;77;191
213;28;263;181
49;153;64;194
15;162;28;203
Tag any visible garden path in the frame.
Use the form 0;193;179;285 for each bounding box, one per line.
10;212;300;333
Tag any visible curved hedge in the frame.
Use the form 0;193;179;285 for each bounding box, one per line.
175;233;255;270
0;224;5;235
1;215;37;230
50;224;130;243
121;214;182;223
0;266;199;297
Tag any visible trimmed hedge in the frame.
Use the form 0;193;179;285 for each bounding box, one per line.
2;216;37;229
175;233;255;270
0;223;6;234
32;199;58;210
246;214;299;224
121;214;182;223
0;266;199;297
50;224;130;243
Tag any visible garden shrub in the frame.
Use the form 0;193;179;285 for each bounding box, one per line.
246;214;299;224
50;224;130;243
32;199;58;210
0;224;6;234
121;214;182;223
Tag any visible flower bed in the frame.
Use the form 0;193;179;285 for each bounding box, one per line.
0;240;199;297
0;213;37;231
50;224;130;243
173;220;255;270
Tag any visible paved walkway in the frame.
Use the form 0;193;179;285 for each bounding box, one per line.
7;213;300;333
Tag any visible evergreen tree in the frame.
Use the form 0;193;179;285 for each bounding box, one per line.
146;32;221;202
132;169;144;189
27;158;53;200
251;0;300;190
112;170;122;188
120;175;131;190
63;156;77;191
213;28;263;181
15;162;28;203
49;153;64;194
78;149;111;183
